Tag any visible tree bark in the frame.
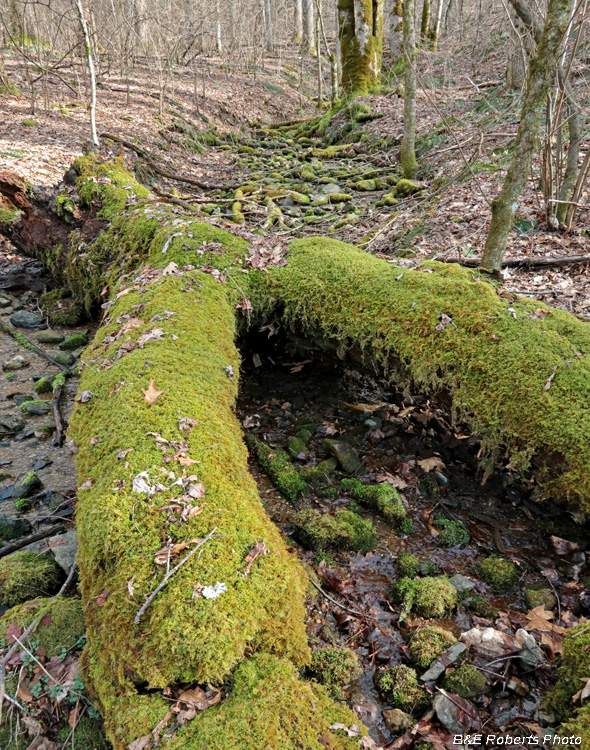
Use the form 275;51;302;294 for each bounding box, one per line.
401;0;417;177
263;0;275;52
337;0;384;94
74;0;98;148
303;0;316;53
420;0;431;43
480;0;573;273
429;0;444;50
388;0;404;62
294;0;304;41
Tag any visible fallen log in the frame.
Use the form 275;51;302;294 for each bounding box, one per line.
438;254;590;268
4;156;590;748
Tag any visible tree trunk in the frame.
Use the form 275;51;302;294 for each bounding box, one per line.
295;0;304;41
0;53;20;96
303;0;316;53
420;0;431;44
506;13;527;90
480;0;573;273
263;0;275;52
388;0;404;63
74;0;98;147
401;0;417;177
429;0;444;50
337;0;384;94
216;0;223;54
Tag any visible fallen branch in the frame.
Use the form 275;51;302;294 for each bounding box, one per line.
134;527;221;624
99;132;233;191
0;523;67;559
1;325;72;373
437;254;590;268
52;374;66;447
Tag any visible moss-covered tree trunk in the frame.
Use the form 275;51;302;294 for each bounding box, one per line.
401;0;417;177
420;0;431;43
6;154;590;746
387;0;403;62
429;0;444;50
480;0;573;273
337;0;384;94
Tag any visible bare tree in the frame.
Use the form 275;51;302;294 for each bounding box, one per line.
294;0;303;41
303;0;316;53
401;0;417;176
74;0;98;147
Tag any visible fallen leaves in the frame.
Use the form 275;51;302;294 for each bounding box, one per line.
418;456;445;472
242;540;268;576
75;390;93;403
154;538;204;565
142;379;163;405
525;605;567;655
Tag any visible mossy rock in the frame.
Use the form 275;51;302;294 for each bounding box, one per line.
292;509;377;553
397;552;420;579
441;664;487;698
0;596;85;656
289;191;311;205
378;192;398;207
547;623;590;722
247;435;306;501
300;458;338;484
0;551;64;606
0;515;31;541
377;665;429;714
433;516;470;547
524;585;556;610
341;478;407;527
466;594;499;620
22;118;39;127
58;716;110;750
395;179;423;197
394;576;458;619
354;180;377;192
287;436;308;459
409;625;457;669
237;145;257;154
308;646;360;699
34;375;54;394
328;193;353;204
477;557;518;592
59;333;89;350
312;195;330;207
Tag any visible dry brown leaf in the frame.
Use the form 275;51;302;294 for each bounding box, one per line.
79;478;92;490
418;456;445;472
127;576;136;598
142;379;163;405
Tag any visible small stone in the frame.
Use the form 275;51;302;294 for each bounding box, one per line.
0;515;32;541
13;470;43;499
34;425;55;440
449;573;476;595
3;355;30;371
53;351;75;367
324;440;365;475
319;183;343;195
433;693;476;735
516;628;545;668
420;642;468;682
59;333;88;350
524;586;557;610
20;400;51;416
50;529;78;574
0;296;11;308
507;676;529;697
364;418;382;430
382;708;413;735
36;331;65;344
0;415;25;435
12;393;34;406
9;310;45;328
34;376;54;394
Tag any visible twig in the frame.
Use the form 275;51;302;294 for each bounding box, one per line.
0;524;67;559
134;528;221;624
307;574;371;619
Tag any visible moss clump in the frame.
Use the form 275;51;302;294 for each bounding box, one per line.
0;552;64;606
546;623;590;722
433;516;470;547
59;333;89;350
394;577;458;619
377;665;429;714
397;552;420;579
0;204;19;228
289;191;311;205
328;193;353;204
477;557;518;592
300;458;339;484
34;375;54;394
287;436;308;458
466;594;499;620
58;716;110;750
14;496;34;512
409;626;457;669
341;478;408;527
395;179;422;197
19;399;51;415
22;118;39;127
441;664;487;698
308;646;360;698
355;180;377;191
0;597;85;656
247;436;306;501
293;509;377;553
75;153;149;221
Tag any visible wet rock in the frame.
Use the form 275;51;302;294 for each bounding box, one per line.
31;459;52;471
382;708;413;735
36;331;65;344
3;355;30;371
461;627;520;659
53;351;75;367
324;440;364;475
319;183;343;195
420;642;467;682
59;333;88;350
433;692;477;735
516;628;545;668
449;573;476;595
11;393;34;406
319;624;339;645
20;400;51;416
34;376;54;394
524;586;556;610
13;470;43;499
0;415;25;435
0;295;12;308
0;515;32;541
50;529;78;574
9;310;45;328
287;436;307;458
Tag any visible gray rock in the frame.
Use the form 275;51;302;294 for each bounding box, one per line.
524;586;556;610
382;708;413;735
507;676;529;697
53;351;75;367
421;642;468;682
449;573;476;595
364;418;382;430
0;296;11;308
3;355;30;371
0;515;32;541
20;400;51;416
36;331;65;344
516;628;545;668
433;693;476;735
11;393;34;406
10;310;45;328
0;415;25;435
319;183;343;195
13;470;43;499
324;440;364;475
50;529;78;574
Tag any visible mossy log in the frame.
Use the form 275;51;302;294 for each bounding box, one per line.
3;156;590;746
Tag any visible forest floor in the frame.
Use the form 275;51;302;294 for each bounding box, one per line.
0;37;590;750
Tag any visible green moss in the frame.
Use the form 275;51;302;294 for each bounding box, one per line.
60;333;89;350
293;509;377;553
0;724;28;750
19;399;51;414
56;193;77;222
395;179;422;197
247;435;306;501
341;478;407;526
287;436;308;458
300;458;339;485
354;179;377;191
58;716;110;750
477;557;518;592
394;576;458;619
14;496;34;512
377;665;429;713
328;193;353;204
409;625;457;668
75;154;149;221
466;594;499;620
34;375;54;394
441;664;487;698
397;553;420;578
433;516;470;547
0;597;85;656
53;372;67;388
0;204;19;228
546;623;590;722
22;118;39;127
309;646;360;698
0;552;64;606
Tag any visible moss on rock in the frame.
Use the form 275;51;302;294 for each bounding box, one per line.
0;596;85;656
477;557;518;592
247;435;306;500
409;625;457;669
433;516;470;547
394;576;458;619
293;508;377;553
0;552;64;606
377;665;429;713
397;552;420;579
308;646;360;698
441;664;487;698
341;478;407;527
